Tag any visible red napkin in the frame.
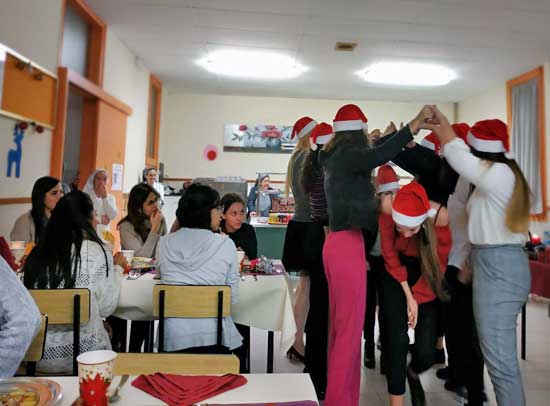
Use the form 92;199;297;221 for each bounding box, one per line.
132;373;247;406
0;237;18;271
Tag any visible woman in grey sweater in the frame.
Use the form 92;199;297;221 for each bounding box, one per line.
112;183;166;352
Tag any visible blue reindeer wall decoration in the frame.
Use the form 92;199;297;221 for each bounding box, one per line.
6;121;44;178
7;123;26;178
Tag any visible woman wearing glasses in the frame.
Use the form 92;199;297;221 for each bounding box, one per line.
156;183;243;353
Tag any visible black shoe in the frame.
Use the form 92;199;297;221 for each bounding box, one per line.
364;343;375;369
436;366;450;380
435;348;446;364
286;346;305;363
406;366;426;406
444;380;467;398
364;355;375;369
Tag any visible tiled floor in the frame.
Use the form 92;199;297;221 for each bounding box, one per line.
249;299;550;405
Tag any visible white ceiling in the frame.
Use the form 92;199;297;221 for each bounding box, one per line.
87;0;550;102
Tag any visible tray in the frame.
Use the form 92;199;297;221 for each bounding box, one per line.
0;377;62;405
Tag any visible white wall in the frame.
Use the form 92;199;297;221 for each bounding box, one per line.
159;93;455;180
0;0;63;237
102;28;151;192
457;84;507;125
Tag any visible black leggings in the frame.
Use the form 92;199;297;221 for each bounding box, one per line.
363;255;384;357
379;270;438;395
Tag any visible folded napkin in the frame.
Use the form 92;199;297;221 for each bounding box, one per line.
132;373;247;406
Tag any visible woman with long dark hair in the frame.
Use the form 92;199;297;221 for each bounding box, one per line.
282;116;317;363
426;108;531;406
23;191;123;374
320;104;430;406
300;122;333;399
114;183;166;352
11;176;63;243
379;182;451;406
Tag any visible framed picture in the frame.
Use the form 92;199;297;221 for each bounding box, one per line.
223;124;295;153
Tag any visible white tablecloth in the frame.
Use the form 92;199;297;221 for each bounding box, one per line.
112;273;297;352
54;373;318;405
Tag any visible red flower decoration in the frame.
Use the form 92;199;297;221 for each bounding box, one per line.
261;130;282;139
18;122;28;130
265;125;277;130
238;125;247;131
35;125;44;133
80;373;110;406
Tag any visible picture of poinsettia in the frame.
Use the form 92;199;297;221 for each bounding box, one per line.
224;123;295;153
80;373;111;406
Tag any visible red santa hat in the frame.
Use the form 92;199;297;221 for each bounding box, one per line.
420;132;441;154
291;116;318;139
467;119;509;153
309;122;334;151
452;123;470;144
376;165;400;194
392;182;436;228
333;104;368;133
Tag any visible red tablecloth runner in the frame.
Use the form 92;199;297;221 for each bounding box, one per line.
528;260;550;298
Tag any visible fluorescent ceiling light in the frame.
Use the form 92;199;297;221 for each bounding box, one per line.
197;49;307;80
357;62;456;86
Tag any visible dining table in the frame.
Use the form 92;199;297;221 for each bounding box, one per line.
53;373;318;405
112;262;297;373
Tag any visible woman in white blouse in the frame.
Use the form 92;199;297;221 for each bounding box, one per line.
425;107;531;406
142;167;165;203
156;183;242;353
83;169;119;237
23;191;124;374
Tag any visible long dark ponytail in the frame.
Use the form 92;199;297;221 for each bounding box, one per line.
23;191;108;289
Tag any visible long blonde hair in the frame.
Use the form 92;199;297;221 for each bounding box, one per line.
285;136;310;197
417;219;449;302
505;160;531;233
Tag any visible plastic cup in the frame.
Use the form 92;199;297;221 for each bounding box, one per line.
77;350;117;406
120;250;135;264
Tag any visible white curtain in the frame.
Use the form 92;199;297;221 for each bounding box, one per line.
511;78;542;214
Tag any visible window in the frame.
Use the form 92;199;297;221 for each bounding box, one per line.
146;74;162;167
507;66;546;220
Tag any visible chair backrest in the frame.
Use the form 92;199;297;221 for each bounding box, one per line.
24;314;48;362
29;289;91;325
113;353;240;375
152;285;231;318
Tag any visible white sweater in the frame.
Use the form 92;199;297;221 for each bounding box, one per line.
156;228;242;351
444;138;527;246
37;241;121;374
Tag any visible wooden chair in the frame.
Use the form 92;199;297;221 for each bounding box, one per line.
29;289;91;375
153;285;231;353
22;314;48;376
113;352;239;375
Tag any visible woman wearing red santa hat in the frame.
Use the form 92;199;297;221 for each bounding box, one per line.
319;104;433;406
378;181;451;406
300;122;334;399
363;164;401;371
425;107;531;406
282;116;317;363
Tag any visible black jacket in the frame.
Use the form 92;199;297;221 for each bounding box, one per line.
319;125;413;232
392;142;459;206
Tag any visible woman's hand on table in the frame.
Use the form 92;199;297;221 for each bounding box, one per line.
113;252;128;268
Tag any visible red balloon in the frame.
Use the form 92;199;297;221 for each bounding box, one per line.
207;150;217;160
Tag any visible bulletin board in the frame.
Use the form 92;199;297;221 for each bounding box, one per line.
0;46;57;128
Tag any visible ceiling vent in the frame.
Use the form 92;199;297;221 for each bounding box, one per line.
335;42;357;51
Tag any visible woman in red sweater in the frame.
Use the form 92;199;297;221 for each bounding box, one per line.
379;182;451;406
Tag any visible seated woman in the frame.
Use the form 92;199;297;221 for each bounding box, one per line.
114;183;166;352
23;191;124;374
247;174;277;217
11;176;64;244
142;166;164;203
83;169;119;238
156;183;242;353
220;193;257;260
0;257;41;377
